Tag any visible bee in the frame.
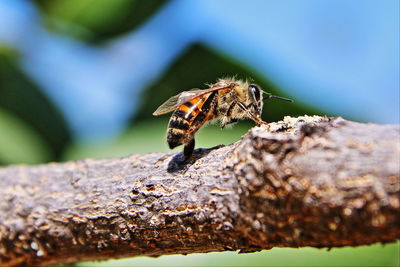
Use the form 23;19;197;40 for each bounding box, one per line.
153;78;293;161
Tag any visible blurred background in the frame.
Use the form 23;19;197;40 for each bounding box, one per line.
0;0;398;266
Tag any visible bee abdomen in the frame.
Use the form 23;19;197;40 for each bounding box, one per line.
167;115;191;149
169;116;190;130
167;130;184;149
166;94;213;149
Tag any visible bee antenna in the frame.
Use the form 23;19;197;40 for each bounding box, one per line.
264;93;294;103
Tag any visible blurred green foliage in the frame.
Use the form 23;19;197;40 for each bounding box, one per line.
34;0;167;43
0;107;50;164
77;242;399;267
0;51;71;164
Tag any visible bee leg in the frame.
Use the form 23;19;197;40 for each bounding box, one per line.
235;101;266;126
183;138;195;161
221;102;237;129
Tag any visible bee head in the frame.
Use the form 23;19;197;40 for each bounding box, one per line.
248;83;264;116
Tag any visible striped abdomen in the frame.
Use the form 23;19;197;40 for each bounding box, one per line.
167;92;216;149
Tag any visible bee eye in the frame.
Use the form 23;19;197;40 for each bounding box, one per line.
249;84;261;102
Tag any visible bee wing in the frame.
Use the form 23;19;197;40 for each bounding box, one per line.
152;90;205;116
152;93;182;116
152;85;234;116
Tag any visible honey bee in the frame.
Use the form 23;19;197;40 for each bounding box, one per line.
153;78;293;161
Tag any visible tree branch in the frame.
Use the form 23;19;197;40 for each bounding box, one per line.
0;116;399;266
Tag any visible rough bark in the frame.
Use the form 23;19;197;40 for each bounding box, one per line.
0;116;399;266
